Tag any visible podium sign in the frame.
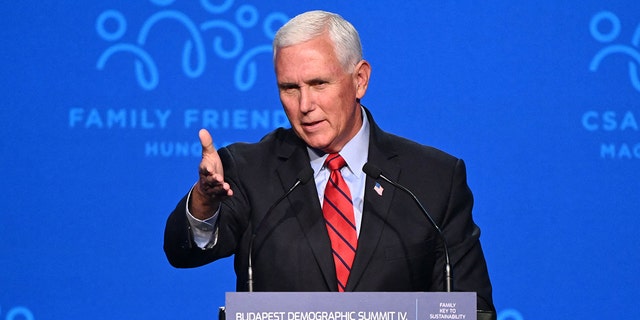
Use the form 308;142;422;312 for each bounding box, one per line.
225;292;476;320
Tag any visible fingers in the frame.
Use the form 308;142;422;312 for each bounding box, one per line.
191;171;233;218
195;170;233;211
198;172;233;197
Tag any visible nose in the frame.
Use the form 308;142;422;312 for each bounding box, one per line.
299;86;314;114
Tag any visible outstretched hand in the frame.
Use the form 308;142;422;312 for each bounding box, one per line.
190;129;233;219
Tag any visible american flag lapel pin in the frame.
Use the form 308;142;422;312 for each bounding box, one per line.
374;182;384;196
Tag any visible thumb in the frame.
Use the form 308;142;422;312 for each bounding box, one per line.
198;128;224;177
199;128;216;156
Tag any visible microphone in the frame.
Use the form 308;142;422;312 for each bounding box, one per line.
247;166;314;292
362;163;453;292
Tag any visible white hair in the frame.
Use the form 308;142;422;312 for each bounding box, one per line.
273;10;363;72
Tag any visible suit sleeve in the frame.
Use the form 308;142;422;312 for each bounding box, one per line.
163;147;249;269
430;158;495;312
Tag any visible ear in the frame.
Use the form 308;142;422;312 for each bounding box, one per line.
353;60;371;100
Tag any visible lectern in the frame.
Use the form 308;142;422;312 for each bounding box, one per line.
221;292;495;320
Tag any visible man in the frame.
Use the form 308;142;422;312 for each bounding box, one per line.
164;10;494;313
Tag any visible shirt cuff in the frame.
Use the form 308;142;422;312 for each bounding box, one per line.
185;184;220;249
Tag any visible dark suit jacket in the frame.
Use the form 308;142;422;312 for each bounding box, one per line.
164;108;494;311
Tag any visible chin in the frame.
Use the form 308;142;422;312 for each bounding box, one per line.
299;133;339;153
307;142;333;153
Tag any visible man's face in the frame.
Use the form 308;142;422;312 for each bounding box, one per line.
275;34;370;154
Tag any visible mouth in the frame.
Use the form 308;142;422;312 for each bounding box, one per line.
301;120;325;132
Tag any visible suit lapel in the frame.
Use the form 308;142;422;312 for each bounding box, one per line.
275;132;337;291
346;110;401;291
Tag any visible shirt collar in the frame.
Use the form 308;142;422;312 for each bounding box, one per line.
308;107;371;178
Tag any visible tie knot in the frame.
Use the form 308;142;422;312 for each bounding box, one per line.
325;153;346;171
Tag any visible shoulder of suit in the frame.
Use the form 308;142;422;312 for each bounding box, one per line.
380;131;460;164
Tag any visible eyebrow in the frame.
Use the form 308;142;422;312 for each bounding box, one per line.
307;78;329;85
278;82;299;90
278;77;330;88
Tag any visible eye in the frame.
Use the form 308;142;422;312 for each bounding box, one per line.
309;79;329;89
278;83;299;94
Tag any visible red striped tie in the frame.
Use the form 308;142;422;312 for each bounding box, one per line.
322;153;358;292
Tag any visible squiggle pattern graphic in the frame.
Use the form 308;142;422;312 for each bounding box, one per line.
589;11;640;92
96;0;288;91
498;309;523;320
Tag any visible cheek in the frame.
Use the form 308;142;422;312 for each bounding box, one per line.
280;96;297;114
281;105;303;127
282;106;297;123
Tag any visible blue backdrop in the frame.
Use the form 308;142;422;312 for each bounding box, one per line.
2;1;639;319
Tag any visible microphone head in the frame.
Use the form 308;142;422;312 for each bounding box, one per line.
362;162;382;179
298;167;315;184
